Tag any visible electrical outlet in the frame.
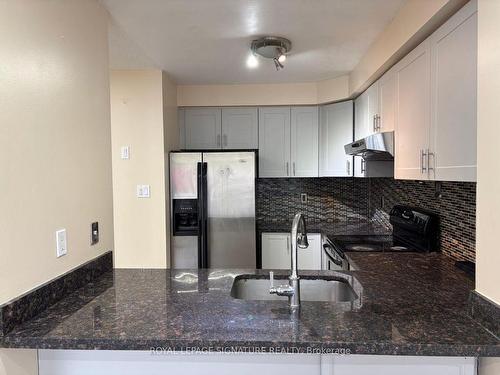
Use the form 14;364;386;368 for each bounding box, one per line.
300;193;308;204
91;222;99;245
56;229;67;258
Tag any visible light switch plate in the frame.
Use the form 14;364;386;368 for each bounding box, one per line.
136;185;150;198
56;229;67;258
120;146;130;160
300;193;308;204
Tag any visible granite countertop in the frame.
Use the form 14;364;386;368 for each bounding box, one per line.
1;254;499;356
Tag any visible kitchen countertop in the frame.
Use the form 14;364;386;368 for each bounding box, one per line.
1;254;499;356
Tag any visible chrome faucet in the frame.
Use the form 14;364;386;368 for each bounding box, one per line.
269;213;308;308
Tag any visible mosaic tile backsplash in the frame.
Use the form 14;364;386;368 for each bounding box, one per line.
369;178;476;262
256;177;476;262
256;177;371;227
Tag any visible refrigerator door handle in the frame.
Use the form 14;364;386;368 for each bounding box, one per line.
196;162;203;268
200;162;209;268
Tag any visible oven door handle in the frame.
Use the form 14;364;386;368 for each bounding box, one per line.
323;244;343;267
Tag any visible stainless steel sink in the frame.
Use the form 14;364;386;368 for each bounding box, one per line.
230;277;357;302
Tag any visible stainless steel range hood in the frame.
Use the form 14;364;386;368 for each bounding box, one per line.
344;131;394;161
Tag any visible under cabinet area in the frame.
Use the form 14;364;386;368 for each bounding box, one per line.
261;233;321;270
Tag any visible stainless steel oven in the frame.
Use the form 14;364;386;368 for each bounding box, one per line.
321;235;348;271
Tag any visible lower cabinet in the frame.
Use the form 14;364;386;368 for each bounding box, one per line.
39;350;476;375
261;233;321;270
322;355;476;375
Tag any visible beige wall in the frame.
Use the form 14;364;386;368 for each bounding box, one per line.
480;357;500;375
0;0;113;373
110;70;177;268
349;0;468;95
162;72;179;268
177;75;349;107
0;350;37;375
476;0;500;304
0;0;113;304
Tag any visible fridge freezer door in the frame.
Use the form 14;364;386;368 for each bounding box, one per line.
170;152;202;199
204;152;256;268
171;236;198;269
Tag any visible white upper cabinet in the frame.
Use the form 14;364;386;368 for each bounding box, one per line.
355;82;380;140
184;108;222;150
366;82;380;135
258;106;319;178
354;90;369;140
221;107;258;149
258;107;291;177
393;0;477;182
429;1;477;182
319;101;354;177
291;107;319;177
378;67;397;133
394;39;432;180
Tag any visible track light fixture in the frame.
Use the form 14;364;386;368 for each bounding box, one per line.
249;36;291;71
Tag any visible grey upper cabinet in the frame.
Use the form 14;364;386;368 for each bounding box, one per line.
319;101;353;177
221;107;258;149
291;106;319;177
258;107;291;177
184;108;222;150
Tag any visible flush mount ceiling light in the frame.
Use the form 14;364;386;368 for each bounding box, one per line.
248;36;292;70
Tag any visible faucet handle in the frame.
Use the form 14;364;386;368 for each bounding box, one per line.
269;271;274;288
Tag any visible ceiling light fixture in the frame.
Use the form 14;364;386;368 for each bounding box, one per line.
250;36;291;71
246;53;259;68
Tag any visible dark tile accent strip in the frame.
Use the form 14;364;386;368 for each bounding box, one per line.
470;291;500;339
0;251;113;336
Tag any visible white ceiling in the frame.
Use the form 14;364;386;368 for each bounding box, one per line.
103;0;407;85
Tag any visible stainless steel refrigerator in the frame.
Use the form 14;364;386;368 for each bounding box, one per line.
169;151;256;269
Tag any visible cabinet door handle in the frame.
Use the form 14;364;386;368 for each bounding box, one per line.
420;149;427;174
373;115;377;132
427;150;434;173
293;162;296;176
346;160;351;175
217;134;221;147
360;159;366;174
286;162;289;176
376;115;381;131
286;236;290;254
223;134;228;147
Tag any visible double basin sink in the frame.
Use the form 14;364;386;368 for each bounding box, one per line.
231;276;357;302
